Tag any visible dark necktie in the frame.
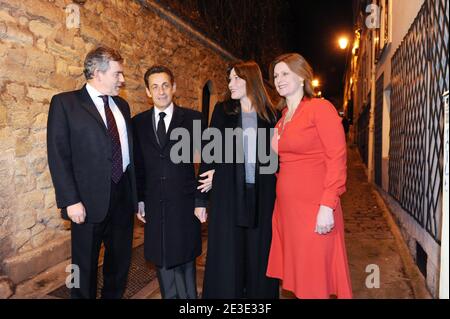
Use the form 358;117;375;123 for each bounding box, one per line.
100;95;123;184
157;112;167;146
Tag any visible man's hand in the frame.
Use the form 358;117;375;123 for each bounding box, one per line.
194;207;207;223
315;205;334;235
67;202;86;224
197;169;215;193
137;201;146;223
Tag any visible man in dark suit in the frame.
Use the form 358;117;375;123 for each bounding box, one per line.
47;47;137;299
133;65;208;299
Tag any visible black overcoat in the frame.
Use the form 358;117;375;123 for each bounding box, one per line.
133;105;206;268
202;100;279;298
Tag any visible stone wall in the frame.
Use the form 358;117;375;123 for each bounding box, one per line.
0;0;232;285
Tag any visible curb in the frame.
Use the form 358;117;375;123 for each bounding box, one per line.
372;187;432;299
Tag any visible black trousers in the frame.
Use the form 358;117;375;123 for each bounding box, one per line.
70;170;134;299
234;183;279;299
157;260;197;299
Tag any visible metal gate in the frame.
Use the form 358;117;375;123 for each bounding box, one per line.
389;0;449;242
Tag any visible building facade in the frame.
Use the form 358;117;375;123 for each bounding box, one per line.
343;0;449;297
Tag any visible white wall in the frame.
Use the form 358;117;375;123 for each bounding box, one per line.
376;0;425;84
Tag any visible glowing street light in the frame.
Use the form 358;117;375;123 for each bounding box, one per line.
338;36;349;50
312;79;320;88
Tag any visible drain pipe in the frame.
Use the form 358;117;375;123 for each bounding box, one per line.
440;91;449;299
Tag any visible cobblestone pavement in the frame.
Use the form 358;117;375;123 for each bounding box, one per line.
12;146;429;299
342;146;418;298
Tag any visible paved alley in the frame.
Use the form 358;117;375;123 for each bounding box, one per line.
341;146;429;299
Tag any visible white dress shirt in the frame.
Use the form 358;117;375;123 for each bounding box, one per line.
85;83;130;172
154;102;174;133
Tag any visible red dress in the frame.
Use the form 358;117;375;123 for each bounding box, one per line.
266;98;352;299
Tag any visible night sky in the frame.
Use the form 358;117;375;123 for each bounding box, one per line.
283;0;354;105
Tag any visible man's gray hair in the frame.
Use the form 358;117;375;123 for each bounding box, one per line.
83;47;123;80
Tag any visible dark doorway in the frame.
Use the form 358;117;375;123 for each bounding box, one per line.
202;81;212;123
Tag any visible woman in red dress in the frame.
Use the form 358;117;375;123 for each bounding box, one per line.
266;53;353;299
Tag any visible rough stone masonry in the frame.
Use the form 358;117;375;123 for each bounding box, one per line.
0;0;232;290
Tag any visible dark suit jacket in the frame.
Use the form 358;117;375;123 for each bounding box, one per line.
47;85;138;224
133;105;206;268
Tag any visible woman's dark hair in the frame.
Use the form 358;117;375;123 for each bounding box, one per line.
225;61;277;123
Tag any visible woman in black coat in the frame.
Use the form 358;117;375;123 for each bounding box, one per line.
200;61;280;298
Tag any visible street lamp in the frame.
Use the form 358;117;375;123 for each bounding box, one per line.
311;79;320;97
312;79;320;88
338;36;349;50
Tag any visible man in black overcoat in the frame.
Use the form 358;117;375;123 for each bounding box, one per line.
133;65;208;299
